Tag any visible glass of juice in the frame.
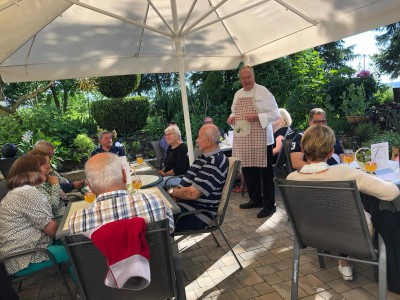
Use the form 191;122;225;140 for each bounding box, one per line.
136;154;144;166
84;192;96;203
365;161;378;173
343;149;355;165
132;176;142;190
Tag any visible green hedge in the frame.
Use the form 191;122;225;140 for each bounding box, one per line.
96;75;141;98
91;96;149;137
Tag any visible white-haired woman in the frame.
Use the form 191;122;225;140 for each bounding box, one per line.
272;108;292;164
158;126;190;187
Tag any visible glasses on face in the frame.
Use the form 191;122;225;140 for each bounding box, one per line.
313;120;327;125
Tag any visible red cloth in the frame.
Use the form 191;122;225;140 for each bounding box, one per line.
88;217;151;289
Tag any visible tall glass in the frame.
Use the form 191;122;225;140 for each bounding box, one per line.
343;149;355;165
132;175;143;190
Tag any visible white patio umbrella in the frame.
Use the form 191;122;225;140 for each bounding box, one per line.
1;0;400;162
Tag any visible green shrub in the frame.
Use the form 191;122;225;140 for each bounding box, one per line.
96;75;141;98
354;122;380;145
0;113;23;147
91;96;149;137
73;134;95;163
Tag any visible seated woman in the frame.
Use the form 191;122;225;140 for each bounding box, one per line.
287;125;399;281
27;150;67;219
272;108;292;164
158;125;190;188
0;155;69;276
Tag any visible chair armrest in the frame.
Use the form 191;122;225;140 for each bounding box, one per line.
174;209;215;230
3;248;58;265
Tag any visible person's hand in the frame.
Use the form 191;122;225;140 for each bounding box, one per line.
227;116;235;125
73;180;85;189
157;170;166;177
47;175;59;185
245;114;259;122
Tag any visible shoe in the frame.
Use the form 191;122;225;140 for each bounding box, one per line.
239;200;263;209
338;262;353;281
257;207;276;218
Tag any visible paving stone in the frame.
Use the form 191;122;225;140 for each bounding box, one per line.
234;269;264;286
298;274;330;295
233;286;260;299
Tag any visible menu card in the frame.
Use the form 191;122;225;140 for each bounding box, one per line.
371;142;389;169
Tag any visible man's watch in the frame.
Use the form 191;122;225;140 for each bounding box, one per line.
168;188;174;195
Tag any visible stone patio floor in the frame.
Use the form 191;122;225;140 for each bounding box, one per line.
14;189;400;300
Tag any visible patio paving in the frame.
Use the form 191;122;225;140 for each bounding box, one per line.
14;189;400;300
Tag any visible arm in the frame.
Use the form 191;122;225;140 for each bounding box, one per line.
291;152;307;170
170;186;202;201
273;135;284;156
255;86;280;128
43;220;58;238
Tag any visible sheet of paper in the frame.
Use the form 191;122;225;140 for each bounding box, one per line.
233;120;250;137
130;161;154;173
228;130;234;146
119;156;132;182
371;142;389;169
62;201;92;231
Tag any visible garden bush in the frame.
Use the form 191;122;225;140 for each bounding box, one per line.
73;134;95;163
91;96;149;138
96;75;141;98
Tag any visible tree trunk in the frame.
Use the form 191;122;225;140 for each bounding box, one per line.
393;87;400;102
50;85;61;111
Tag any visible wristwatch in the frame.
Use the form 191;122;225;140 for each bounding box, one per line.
168;188;174;195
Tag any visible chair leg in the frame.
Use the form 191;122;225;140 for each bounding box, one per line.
211;232;221;247
53;263;74;298
172;241;187;300
317;249;326;269
291;237;300;300
378;234;387;300
217;228;243;269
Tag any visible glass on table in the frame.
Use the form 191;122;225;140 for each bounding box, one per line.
364;154;378;173
343;149;355;165
136;154;144;165
132;175;143;190
84;192;96;203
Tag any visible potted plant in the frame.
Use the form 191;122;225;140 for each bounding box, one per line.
340;84;370;123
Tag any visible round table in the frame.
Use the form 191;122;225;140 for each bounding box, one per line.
140;174;162;189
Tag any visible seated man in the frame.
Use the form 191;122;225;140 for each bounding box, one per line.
168;124;229;232
90;131;126;157
290;108;343;170
33;140;85;193
69;153;174;234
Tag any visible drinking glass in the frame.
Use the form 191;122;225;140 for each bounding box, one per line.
84;192;96;203
343;149;355;165
364;154;377;173
136;154;144;165
132;175;143;190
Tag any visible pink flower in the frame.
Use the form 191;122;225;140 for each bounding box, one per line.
356;70;371;77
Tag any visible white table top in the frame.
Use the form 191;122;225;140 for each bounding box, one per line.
348;160;400;186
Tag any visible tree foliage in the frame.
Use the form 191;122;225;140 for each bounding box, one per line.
96;74;141;98
373;22;400;79
91;96;149;138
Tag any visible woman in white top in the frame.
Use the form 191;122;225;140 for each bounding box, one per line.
287;125;399;281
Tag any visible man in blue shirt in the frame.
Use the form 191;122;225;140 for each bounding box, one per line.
91;131;126;157
168;124;229;232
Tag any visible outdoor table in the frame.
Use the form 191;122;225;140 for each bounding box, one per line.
130;160;158;175
55;185;181;239
140;174;162;189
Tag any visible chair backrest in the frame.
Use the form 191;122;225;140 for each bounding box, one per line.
0;180;8;201
0;157;18;180
215;157;241;226
275;178;377;259
63;219;178;300
150;141;164;170
274;139;294;178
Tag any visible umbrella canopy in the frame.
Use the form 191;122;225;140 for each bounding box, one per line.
1;0;400;161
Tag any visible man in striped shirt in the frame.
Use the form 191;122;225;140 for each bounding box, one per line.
168;124;229;232
69;153;174;234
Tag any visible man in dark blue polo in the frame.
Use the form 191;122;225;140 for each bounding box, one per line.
90;131;126;157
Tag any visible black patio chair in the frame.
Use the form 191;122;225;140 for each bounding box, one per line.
150;141;164;170
63;219;186;300
0;156;18;180
275;178;388;300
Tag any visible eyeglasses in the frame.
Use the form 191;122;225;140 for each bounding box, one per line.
313;120;327;125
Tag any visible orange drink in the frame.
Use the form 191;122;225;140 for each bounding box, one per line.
365;161;377;173
132;178;142;189
343;154;355;164
84;192;96;203
136;154;144;165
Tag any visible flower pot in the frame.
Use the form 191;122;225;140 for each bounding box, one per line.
346;115;369;124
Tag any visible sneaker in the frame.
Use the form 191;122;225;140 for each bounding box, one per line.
338;262;353;281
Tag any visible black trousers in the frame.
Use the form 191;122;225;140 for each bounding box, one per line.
242;145;275;210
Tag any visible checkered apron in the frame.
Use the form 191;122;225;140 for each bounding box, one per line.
232;95;267;167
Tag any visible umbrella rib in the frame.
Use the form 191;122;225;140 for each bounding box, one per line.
184;0;271;35
147;0;174;35
274;0;318;26
66;0;173;38
178;0;198;36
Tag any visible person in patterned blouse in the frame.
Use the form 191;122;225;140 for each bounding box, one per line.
0;155;68;275
69;153;174;234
